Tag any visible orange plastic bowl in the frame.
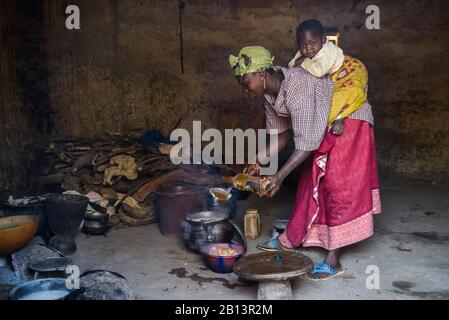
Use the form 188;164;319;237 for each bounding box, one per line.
0;215;39;257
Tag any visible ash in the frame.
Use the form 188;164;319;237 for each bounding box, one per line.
79;271;135;300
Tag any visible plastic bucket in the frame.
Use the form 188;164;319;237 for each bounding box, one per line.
154;184;207;235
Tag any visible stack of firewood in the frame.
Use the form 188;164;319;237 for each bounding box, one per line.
40;133;233;228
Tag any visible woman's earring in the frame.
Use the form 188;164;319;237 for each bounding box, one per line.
262;77;266;90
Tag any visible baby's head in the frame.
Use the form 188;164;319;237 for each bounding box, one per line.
296;19;326;59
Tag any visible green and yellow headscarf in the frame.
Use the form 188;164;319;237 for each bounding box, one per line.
229;46;274;77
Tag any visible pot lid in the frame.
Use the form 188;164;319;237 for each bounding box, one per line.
185;211;230;224
29;257;73;272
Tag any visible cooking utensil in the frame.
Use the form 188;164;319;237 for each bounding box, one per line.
9;278;72;300
29;257;73;279
29;257;73;273
83;219;111;235
0;215;39;257
45;194;89;256
207;189;237;218
80;269;127;280
209;187;233;201
200;243;245;274
182;211;246;252
5;201;49;240
154;184;207;235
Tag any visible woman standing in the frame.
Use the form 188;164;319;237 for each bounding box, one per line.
229;44;381;281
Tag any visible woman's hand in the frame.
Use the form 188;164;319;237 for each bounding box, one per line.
243;161;261;176
260;174;284;198
260;149;312;198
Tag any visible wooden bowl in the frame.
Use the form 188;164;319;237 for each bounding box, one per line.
0;215;39;257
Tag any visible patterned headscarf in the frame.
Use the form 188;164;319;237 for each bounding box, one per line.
229;46;275;77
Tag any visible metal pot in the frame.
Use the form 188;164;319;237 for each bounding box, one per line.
83;218;111;235
181;211;246;252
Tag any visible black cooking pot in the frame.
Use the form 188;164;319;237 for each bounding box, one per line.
83;219;111;235
83;211;111;235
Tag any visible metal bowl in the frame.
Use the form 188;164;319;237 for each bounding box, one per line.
9;278;72;300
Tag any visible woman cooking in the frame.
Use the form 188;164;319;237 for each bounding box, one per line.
229;41;381;280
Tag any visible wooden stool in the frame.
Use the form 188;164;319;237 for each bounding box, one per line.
233;251;313;300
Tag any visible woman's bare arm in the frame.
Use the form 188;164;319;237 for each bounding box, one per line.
261;149;312;198
244;131;290;175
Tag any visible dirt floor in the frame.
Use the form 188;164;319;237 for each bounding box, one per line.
66;182;449;300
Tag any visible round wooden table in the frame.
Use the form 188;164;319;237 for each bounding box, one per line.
233;251;313;300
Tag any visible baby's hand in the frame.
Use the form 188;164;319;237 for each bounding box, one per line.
332;119;345;135
294;56;306;67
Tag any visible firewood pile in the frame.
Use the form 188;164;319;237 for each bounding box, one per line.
40;133;232;228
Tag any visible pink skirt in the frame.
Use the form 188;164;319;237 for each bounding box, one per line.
279;118;381;251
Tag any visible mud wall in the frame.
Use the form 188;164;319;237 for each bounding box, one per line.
0;0;52;200
41;0;449;181
1;0;448;197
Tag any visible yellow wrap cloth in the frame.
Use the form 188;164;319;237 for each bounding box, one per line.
289;43;368;125
328;56;368;124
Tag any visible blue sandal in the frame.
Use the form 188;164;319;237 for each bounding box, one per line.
256;230;282;252
256;237;301;253
303;262;344;281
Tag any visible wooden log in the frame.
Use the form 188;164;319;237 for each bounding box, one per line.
56;151;74;165
118;208;157;226
53;164;71;170
40;173;64;185
71;153;95;174
67;146;92;152
121;198;155;219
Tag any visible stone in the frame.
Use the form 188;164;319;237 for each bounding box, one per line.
11;239;60;281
